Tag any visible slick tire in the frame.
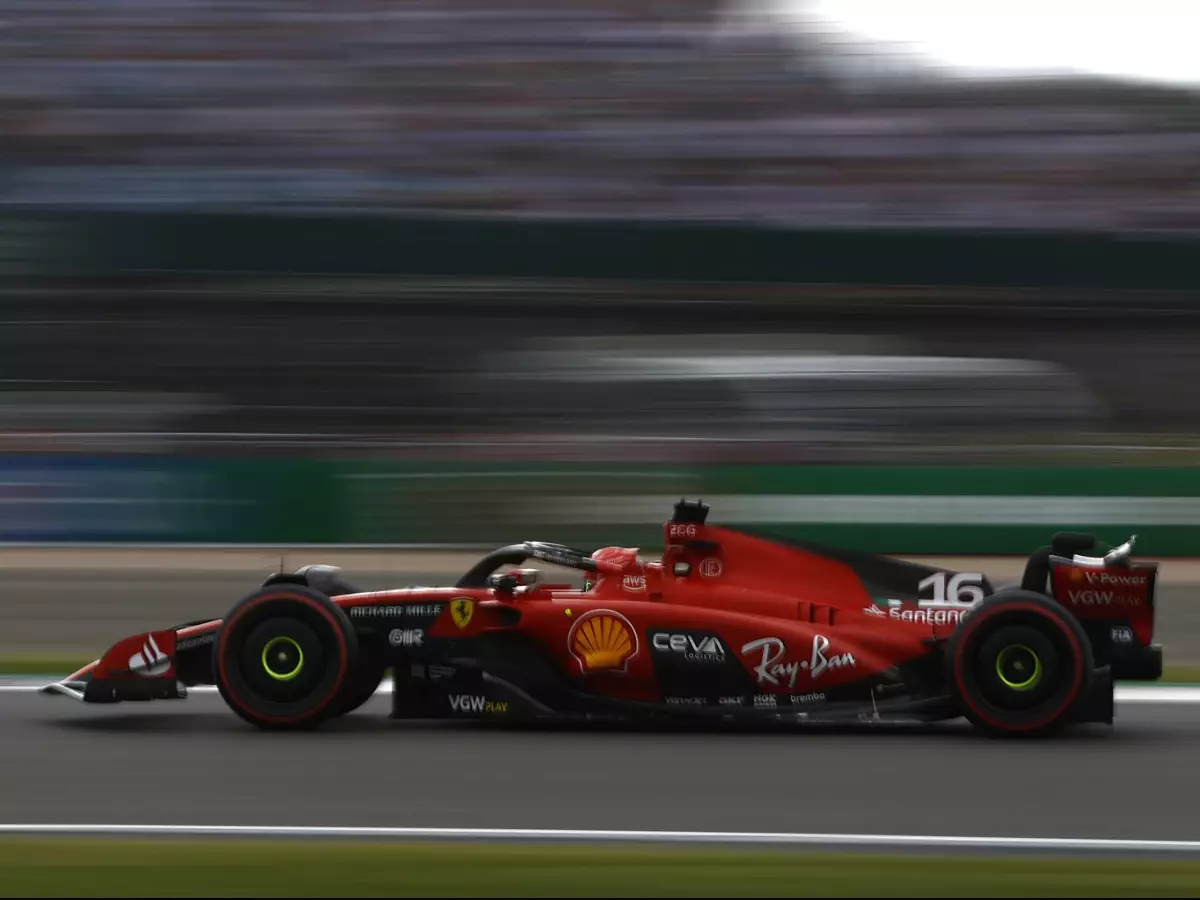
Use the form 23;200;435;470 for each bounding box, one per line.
945;589;1094;738
213;585;359;731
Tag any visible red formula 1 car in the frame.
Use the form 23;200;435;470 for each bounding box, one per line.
42;500;1163;737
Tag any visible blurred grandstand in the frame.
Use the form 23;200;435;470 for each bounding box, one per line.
0;0;1198;475
1;0;1198;230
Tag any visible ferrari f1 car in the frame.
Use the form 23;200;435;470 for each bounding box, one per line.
42;499;1164;737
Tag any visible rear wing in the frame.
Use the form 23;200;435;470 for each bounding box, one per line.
1030;532;1162;680
1046;538;1159;645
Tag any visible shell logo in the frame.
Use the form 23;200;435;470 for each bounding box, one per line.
1070;567;1084;582
568;609;639;674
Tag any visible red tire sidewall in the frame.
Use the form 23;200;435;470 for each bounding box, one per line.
216;590;351;726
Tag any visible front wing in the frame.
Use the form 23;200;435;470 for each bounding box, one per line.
41;619;221;704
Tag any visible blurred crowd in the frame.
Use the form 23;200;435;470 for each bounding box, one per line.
2;0;1198;229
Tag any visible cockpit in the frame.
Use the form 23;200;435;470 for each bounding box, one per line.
454;540;644;595
451;500;714;598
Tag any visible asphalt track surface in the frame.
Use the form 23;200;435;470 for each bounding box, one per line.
2;686;1199;847
3;557;1200;664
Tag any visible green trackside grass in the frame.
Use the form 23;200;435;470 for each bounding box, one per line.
2;840;1200;898
1162;665;1200;683
6;655;1200;684
0;656;95;676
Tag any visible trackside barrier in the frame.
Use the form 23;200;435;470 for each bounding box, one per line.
2;209;1200;290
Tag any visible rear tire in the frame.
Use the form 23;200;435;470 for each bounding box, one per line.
213;585;359;731
946;589;1093;738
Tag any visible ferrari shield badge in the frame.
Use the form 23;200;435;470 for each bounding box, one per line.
451;597;475;630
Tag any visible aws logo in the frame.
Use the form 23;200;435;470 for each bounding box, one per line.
568;609;639;675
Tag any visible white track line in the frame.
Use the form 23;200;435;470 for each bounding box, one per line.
1117;686;1200;702
6;681;1200;703
0;824;1198;852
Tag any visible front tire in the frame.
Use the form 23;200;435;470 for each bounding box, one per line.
213;585;359;730
946;589;1093;738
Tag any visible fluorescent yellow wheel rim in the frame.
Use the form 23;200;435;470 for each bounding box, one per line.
261;636;304;682
996;644;1042;691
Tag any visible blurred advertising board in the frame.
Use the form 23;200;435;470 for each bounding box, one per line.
2;456;1198;555
0;456;335;543
0;456;229;542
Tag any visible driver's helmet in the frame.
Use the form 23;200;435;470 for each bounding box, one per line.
584;545;642;590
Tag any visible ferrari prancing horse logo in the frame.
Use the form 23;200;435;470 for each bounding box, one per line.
451;597;475;630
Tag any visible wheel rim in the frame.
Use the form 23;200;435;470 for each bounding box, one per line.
227;612;334;709
261;636;305;682
995;644;1042;692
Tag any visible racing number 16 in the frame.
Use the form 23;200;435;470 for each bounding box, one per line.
918;571;985;605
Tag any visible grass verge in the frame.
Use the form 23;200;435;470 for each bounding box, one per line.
4;655;1200;684
1164;665;1200;683
0;656;93;676
2;839;1200;898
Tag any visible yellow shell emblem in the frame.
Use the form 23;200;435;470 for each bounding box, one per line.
568;609;638;674
450;597;475;630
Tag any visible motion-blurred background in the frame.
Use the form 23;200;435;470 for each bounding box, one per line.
2;0;1199;555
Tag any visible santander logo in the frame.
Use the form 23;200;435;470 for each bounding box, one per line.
128;634;171;677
